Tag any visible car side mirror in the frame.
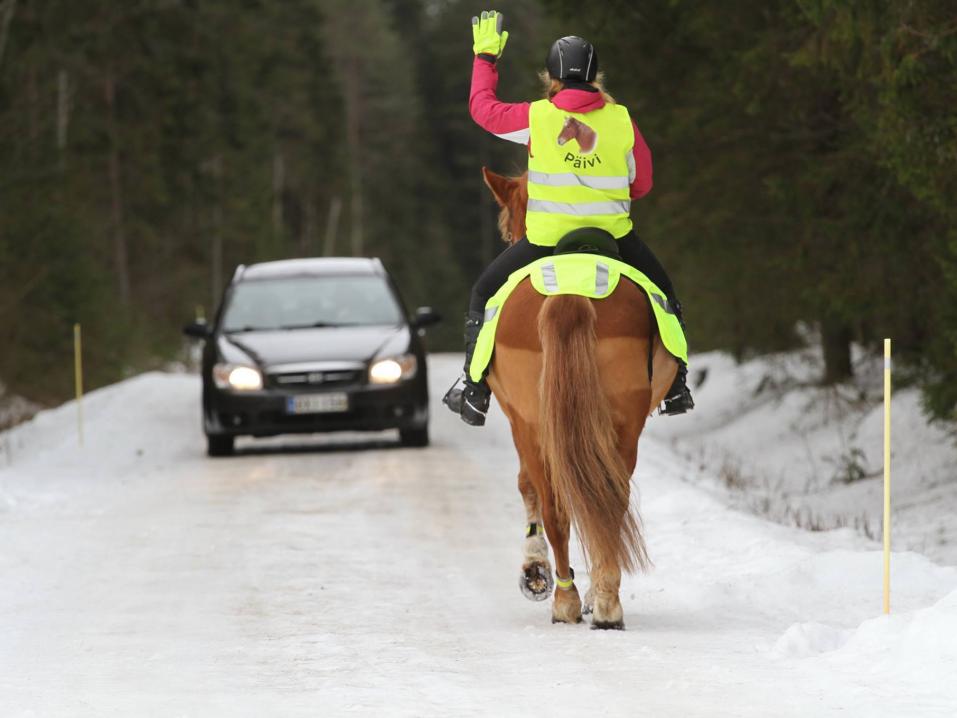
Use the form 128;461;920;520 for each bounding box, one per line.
182;320;211;340
411;306;442;329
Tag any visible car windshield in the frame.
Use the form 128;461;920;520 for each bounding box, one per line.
221;275;403;332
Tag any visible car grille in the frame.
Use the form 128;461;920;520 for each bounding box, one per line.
268;369;363;389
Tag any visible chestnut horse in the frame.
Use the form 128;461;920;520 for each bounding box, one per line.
481;168;677;629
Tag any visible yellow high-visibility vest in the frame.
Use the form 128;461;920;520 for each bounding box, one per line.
526;98;634;247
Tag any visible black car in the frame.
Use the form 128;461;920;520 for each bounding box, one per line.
183;258;441;456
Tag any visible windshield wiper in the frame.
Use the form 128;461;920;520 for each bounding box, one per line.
278;321;353;330
224;325;277;334
224;321;358;333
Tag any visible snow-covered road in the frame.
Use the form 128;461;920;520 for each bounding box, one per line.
2;355;956;717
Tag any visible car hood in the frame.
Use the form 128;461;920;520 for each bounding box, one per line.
218;325;409;368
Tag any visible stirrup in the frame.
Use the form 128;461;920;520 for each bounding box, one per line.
442;376;492;426
443;375;490;426
442;376;465;413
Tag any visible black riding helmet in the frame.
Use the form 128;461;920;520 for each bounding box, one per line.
546;36;598;82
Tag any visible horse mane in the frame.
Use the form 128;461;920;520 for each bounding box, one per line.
482;167;529;246
497;172;528;246
497;203;512;244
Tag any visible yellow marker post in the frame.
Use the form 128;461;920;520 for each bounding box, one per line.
74;323;84;447
883;338;891;614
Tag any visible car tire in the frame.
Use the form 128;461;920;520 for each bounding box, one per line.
399;424;429;448
207;434;235;457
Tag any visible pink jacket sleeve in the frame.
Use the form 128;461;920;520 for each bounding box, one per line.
469;56;531;144
630;120;653;199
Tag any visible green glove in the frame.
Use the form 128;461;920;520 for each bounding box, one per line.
471;10;509;58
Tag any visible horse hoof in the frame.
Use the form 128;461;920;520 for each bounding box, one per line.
552;615;584;624
519;562;553;602
591;619;625;631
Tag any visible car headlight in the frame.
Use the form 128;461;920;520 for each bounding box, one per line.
212;363;263;391
369;354;417;384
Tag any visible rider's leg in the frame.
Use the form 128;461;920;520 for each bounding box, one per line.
444;238;551;426
616;232;695;415
616;231;679;307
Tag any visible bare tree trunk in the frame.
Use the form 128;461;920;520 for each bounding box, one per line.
0;0;17;70
26;62;38;145
104;70;130;305
479;137;494;263
209;155;223;307
301;193;316;256
56;69;70;172
821;317;853;385
343;58;364;256
323;195;343;257
272;148;285;240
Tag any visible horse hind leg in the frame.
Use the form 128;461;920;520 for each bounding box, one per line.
588;561;624;630
518;467;553;602
580;579;619;628
541;486;582;624
579;547;624;628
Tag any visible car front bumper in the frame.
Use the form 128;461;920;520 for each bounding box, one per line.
204;381;428;438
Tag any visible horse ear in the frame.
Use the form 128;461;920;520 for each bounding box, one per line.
482;167;515;208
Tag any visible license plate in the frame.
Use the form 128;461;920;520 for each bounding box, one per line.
286;393;349;414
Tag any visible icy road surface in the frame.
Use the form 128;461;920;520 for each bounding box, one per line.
1;355;956;717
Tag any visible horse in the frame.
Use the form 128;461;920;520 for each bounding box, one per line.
480;167;677;629
557;116;598;154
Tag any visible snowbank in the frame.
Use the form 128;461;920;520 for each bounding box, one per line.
0;372;199;513
646;349;957;564
773;588;957;709
776;588;957;661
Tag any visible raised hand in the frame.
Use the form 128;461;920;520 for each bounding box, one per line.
471;10;509;58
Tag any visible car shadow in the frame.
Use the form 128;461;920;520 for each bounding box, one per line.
233;432;405;456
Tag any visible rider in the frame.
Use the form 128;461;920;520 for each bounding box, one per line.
444;10;694;426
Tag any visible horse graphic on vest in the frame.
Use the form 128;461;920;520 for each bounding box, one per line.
557;116;598;154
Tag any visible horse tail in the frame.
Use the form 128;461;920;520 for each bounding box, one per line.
538;294;650;573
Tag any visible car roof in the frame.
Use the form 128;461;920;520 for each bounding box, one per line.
234;257;385;282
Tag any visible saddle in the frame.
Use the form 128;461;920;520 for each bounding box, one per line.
553;227;621;259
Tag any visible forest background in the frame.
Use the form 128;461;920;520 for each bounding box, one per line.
1;0;955;422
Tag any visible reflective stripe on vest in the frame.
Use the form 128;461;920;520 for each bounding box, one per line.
527;199;631;216
540;262;559;292
526;99;635;247
595;262;610;295
527;170;630;191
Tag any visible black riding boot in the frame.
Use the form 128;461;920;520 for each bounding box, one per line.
661;300;695;416
442;311;491;426
661;361;695;415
